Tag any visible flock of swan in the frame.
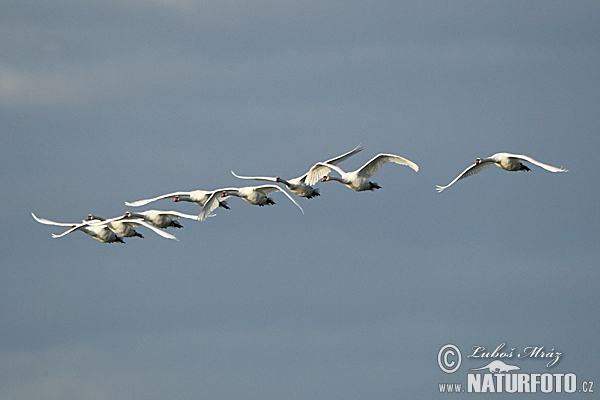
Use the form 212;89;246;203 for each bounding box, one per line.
32;145;568;243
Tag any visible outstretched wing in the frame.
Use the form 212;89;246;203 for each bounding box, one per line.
198;188;233;221
159;210;201;220
436;161;494;193
125;191;190;207
129;218;179;240
51;225;83;238
257;185;304;214
303;144;363;185
510;154;568;173
324;143;363;165
31;212;74;227
231;170;278;183
357;153;419;178
305;162;346;186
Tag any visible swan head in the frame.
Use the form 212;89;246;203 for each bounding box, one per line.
475;158;482;165
275;177;282;182
321;176;329;182
87;214;103;221
173;196;180;202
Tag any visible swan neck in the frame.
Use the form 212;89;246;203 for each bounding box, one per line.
328;176;345;184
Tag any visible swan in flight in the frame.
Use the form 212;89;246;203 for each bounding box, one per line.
125;189;230;210
197;185;303;221
305;153;419;192
230;144;364;198
32;213;178;242
86;214;178;240
123;210;199;229
435;152;568;192
32;212;125;243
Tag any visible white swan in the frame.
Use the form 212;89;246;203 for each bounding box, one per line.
305;153;419;192
32;212;125;243
125;189;230;210
230;144;364;198
436;152;568;192
197;185;304;221
32;213;178;242
86;214;178;240
123;210;199;229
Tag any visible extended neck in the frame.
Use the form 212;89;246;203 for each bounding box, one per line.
327;175;347;184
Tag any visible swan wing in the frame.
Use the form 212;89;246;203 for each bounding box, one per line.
509;154;568;172
324;143;363;165
31;212;75;227
266;186;304;214
51;225;83;238
125;191;190;207
302;145;362;185
130;219;179;240
157;210;200;220
198;189;233;221
357;153;419;178
436;161;494;192
231;170;278;183
305;162;345;186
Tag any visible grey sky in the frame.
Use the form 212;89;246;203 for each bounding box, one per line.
2;1;599;399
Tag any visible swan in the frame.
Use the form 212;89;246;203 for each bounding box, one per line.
86;214;179;240
32;213;178;242
435;152;568;192
123;210;199;229
32;212;126;243
197;185;304;221
305;153;419;191
230;144;364;198
125;189;230;210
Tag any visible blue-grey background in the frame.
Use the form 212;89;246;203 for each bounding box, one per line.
2;1;598;399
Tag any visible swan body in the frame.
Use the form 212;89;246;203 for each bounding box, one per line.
306;153;419;191
125;190;230;210
32;212;126;243
198;185;304;221
230;144;363;199
124;210;198;229
436;152;568;192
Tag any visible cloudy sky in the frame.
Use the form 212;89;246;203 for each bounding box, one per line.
2;1;599;399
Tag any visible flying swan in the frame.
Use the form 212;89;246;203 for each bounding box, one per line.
32;212;178;242
436;152;568;192
305;153;419;192
197;185;304;221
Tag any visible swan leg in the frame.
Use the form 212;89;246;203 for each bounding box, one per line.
519;163;531;172
370;182;381;190
133;231;144;238
170;220;184;229
218;201;231;210
260;197;275;206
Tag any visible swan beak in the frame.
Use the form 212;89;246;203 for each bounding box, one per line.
321;176;327;182
173;197;179;202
